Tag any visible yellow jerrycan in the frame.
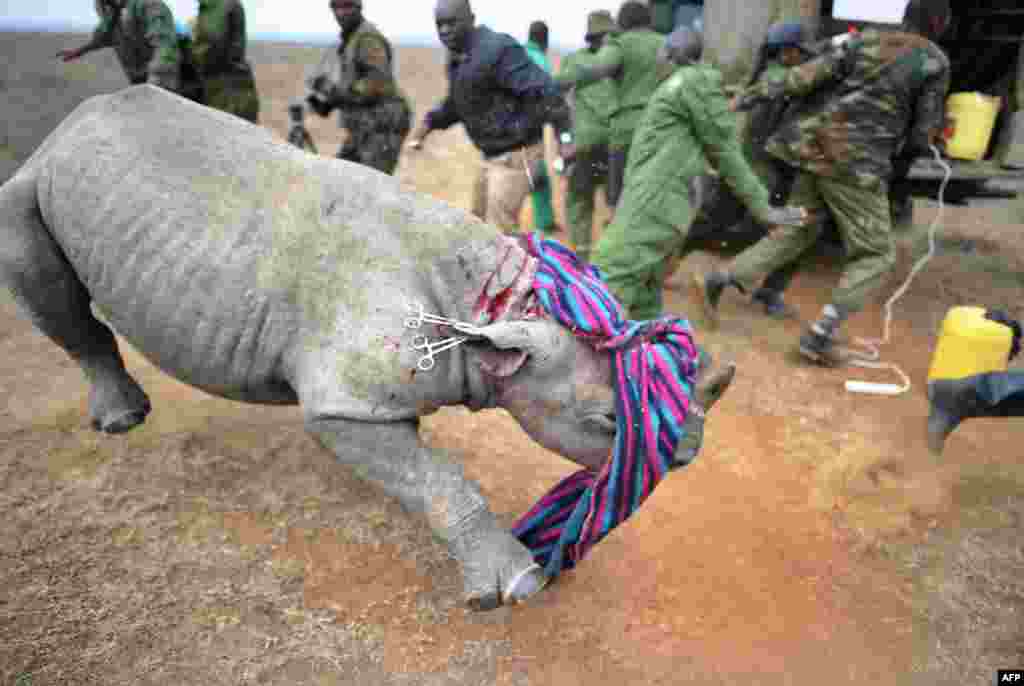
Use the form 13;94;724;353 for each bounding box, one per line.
944;92;1001;161
928;306;1012;382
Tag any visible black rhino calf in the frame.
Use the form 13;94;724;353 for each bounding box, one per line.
0;86;729;610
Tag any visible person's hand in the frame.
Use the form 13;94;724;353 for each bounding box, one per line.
406;122;432;151
558;142;577;166
305;93;331;118
56;48;82;62
759;205;809;228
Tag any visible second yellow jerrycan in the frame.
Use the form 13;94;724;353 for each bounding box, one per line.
928;306;1012;382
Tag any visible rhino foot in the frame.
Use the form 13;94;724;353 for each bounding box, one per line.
88;374;151;434
455;521;549;611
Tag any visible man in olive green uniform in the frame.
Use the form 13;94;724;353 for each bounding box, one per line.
306;0;412;175
590;28;807;320
556;1;665;211
189;0;260;123
557;10;616;261
696;7;950;363
57;0;181;92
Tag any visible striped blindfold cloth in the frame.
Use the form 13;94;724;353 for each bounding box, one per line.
512;234;700;577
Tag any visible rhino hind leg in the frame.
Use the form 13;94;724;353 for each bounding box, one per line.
0;175;150;433
306;416;548;610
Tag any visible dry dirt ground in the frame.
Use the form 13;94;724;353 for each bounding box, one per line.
2;32;1023;686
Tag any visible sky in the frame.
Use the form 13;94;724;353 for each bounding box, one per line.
1;0;909;46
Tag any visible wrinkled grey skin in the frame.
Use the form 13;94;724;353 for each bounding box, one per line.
0;85;626;611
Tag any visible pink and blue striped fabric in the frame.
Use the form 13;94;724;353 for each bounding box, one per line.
512;233;700;577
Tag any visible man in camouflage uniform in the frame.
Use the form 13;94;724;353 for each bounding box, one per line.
189;0;260;123
556;1;665;212
57;0;181;92
696;8;951;364
733;21;824;319
558;10;616;262
589;28;807;320
306;0;412;175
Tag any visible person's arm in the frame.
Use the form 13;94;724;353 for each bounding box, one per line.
141;0;182;89
326;34;397;107
492;41;573;141
735;41;858;112
227;0;248;67
687;70;804;226
57;15;114;60
554;41;623;91
906;46;951;155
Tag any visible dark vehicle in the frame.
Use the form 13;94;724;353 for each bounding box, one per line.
649;0;1024;250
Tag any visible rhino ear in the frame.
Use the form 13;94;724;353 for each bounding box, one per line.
470;320;549;378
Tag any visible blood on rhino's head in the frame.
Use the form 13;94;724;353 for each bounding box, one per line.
468;318;616;472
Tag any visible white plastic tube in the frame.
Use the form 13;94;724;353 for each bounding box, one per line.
844;380;906;396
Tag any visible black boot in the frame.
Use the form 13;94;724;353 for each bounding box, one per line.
751;288;796;319
692;271;743;329
799;305;845;366
926;372;1024;455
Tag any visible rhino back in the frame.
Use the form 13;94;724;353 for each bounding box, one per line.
30;86;496;403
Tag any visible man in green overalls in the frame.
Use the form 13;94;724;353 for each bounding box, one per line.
556;1;665;213
557;10;616;262
57;0;181;92
306;0;412;174
589;27;807;320
188;0;260;123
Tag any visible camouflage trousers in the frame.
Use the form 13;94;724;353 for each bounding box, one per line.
728;172;896;314
471;142;545;234
565;143;610;262
337;99;412;176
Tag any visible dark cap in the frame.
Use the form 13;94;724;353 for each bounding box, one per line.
763;21;808;49
586;10;615;39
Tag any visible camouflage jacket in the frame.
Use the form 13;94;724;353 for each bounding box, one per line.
308;18;408;127
618;63;772;224
191;0;254;79
83;0;181;90
558;47;615;149
755;30;951;188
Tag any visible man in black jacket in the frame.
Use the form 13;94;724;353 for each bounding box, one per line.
408;0;575;233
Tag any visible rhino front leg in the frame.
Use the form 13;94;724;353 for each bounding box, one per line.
0;175;150;432
306;416;548;610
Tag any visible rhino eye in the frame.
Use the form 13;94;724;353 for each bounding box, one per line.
582;412;617;435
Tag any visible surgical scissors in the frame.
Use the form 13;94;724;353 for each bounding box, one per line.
404;301;482;336
411;334;467;371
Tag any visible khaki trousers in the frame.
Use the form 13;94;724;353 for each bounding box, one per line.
729;172;896;314
471;142;545;233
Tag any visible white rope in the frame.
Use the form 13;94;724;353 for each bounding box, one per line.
843;143;953;395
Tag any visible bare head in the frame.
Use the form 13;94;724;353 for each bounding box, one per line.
435;0;475;53
329;0;363;33
469;319;616;472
